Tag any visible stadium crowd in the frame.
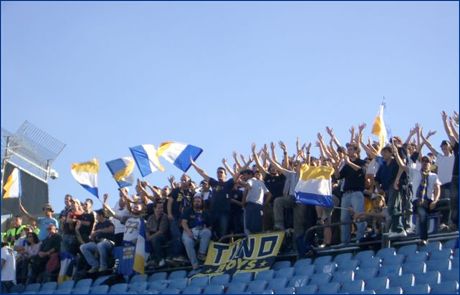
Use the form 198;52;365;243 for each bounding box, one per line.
1;110;459;293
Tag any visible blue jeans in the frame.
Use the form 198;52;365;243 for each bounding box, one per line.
80;239;114;269
244;203;263;234
340;191;365;243
212;213;230;238
182;227;211;268
169;218;184;257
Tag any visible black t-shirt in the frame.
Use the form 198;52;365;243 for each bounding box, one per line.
264;174;286;200
40;233;62;253
375;159;400;191
453;142;459;177
181;207;211;229
209;178;234;214
339;158;366;192
170;188;193;219
229;188;244;215
77;213;95;243
93;220;115;242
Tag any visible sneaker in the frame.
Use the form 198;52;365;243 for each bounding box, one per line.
98;266;108;272
88;266;99;273
172;255;188;263
388;230;407;238
158;259;166;268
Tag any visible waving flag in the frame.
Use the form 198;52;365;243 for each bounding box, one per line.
295;164;334;208
372;104;387;152
71;158;99;198
157;141;203;172
106;157;135;188
130;144;164;177
3;167;20;198
133;218;146;274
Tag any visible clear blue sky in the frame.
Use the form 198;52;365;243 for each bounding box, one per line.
2;1;458;213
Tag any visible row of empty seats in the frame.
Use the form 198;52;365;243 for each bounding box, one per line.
8;238;459;294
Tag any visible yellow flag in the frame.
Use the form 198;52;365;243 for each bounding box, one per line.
3;167;20;198
371;104;387;151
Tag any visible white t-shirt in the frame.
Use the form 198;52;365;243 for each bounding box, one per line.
408;167;441;202
435;154;455;185
1;245;16;282
246;178;269;205
123;217;141;244
111;202;130;235
366;158;380;176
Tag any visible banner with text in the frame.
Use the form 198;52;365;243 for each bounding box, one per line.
193;231;285;278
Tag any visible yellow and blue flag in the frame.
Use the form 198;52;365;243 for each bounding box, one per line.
3;167;20;199
133;218;146;274
295;164;334;208
157;141;203;172
129;144;164;177
106;157;135;188
372;104;387;151
71;158;99;198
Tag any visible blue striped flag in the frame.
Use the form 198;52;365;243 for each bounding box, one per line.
295;164;335;208
106;157;135;188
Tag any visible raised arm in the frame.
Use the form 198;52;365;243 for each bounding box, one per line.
442;111;457;145
190;159;210;182
251;143;268;177
349;126;355;145
279;141;290;169
266;149;292;174
449;116;459;143
391;141;408;173
326;126;342;149
232;152;243;171
222;158;236;178
421;132;439;156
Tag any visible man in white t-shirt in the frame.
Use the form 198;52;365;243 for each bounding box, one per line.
239;169;271;234
1;242;16;293
422;137;455;228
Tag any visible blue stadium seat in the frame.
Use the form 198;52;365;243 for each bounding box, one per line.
441;269;459;282
403;283;431;294
109;283;128;294
72;288;91;294
75;279;94;289
364;277;389;291
431;280;459;293
397;244;418;257
429;248;453;260
381;254;404;266
9;284;25;293
225;282;247;293
130;274;147;284
148;281;169;291
40;282;57;292
317;282;340;293
181;286;202;294
272;260;292;270
247;280;268;293
203;285;224;294
168;278;188;290
313;255;332;266
354;250;375;262
452;257;459;269
332;270;354;284
256;270;275;281
356;290;376;294
375;287;402;294
360;257;381;269
25;283;42;292
405;251;428;263
294;264;315;277
341;280;365;293
58;280;76;291
56;290;73;294
314;262;337;274
160;288;181;294
443;238;458;250
333;253;353;265
262;290;274;294
378;265;402;277
210;274;230;286
190;276;209;287
22;292;37;294
308;273;331;285
93;276;111;287
415;271;441;285
267;278;288;290
287;275;310;288
295;285;318;294
144;290;160;295
426;258;452;272
232;272;254;283
337;259;359;271
275;267;295;279
355;267;378;281
128;281;147;293
149;272;168;282
375;247;397;259
168;270;187;280
294;258;313;269
388;273;414;289
402;261;426;274
273;287;295;294
90;285;110;294
419;240;442;253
